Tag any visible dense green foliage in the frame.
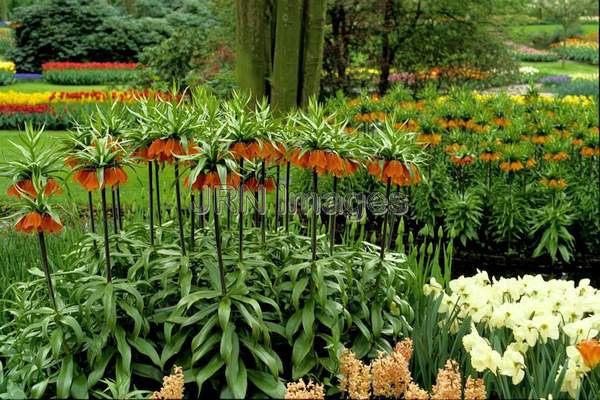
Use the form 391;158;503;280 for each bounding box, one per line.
9;0;212;72
43;69;138;85
0;69;14;85
0;28;14;59
320;87;599;263
134;0;235;94
541;77;600;98
322;0;519;95
516;52;560;62
553;45;599;65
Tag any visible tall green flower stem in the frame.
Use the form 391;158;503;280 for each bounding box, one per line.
379;177;392;260
174;159;186;256
253;191;260;226
459;167;465;201
190;193;196;251
148;162;155;246
508;173;513;254
199;189;204;229
238;158;245;262
285;161;290;232
387;186;401;250
111;188;118;234
274;165;280;231
226;189;231;229
260;160;266;245
154;160;162;225
87;192;96;234
213;188;227;296
37;231;58;312
87;191;98;249
329;176;338;255
311;169;318;262
116;186;123;230
100;187;112;282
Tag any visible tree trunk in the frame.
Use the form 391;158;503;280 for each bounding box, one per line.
378;0;394;95
332;3;349;90
299;0;327;106
122;0;136;14
236;0;272;99
271;0;304;112
235;0;327;109
0;0;7;22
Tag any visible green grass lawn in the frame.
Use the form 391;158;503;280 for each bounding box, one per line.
0;130;178;211
510;23;598;36
520;61;599;76
0;81;116;93
509;22;599;45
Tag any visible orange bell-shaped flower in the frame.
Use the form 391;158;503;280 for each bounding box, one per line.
15;211;63;234
577;339;600;369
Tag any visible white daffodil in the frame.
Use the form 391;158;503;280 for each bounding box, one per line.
500;348;526;385
423;277;443;297
563;320;599;344
463;326;487;353
506;341;529;355
532;315;560;343
424;272;599;399
513;320;539;347
470;343;502;374
558;365;586;399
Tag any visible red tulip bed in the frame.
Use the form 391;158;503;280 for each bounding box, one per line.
0;89;171;130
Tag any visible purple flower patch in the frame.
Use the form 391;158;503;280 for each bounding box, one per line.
539;75;571;85
14;73;42;80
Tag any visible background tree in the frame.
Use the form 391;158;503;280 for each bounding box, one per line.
533;0;598;34
322;0;520;96
9;0;225;72
532;0;599;65
235;0;327;111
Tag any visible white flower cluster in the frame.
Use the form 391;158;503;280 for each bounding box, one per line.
519;66;540;76
424;272;600;398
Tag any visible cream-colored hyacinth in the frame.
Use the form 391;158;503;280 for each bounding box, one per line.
425;272;600;398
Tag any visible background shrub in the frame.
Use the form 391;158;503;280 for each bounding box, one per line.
553;45;599;65
136;0;235;93
9;0;172;72
0;69;14;85
515;52;559;62
0;28;14;59
42;63;139;85
554;78;600;97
